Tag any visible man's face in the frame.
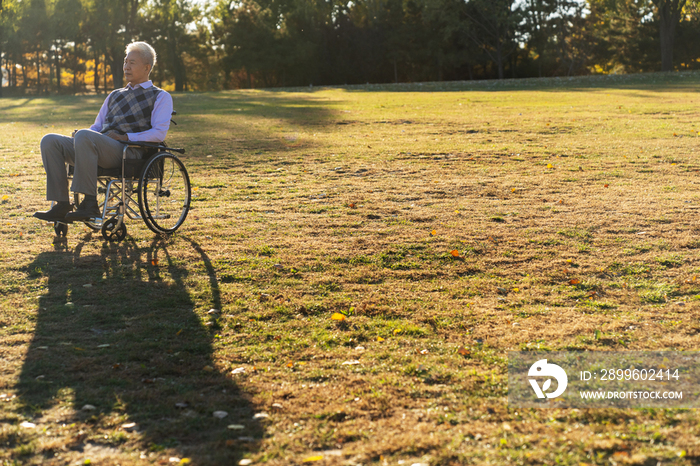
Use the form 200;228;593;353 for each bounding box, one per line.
123;51;151;85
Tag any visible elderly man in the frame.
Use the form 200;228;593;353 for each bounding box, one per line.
34;41;173;222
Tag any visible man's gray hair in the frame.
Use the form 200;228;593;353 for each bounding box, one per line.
126;42;157;69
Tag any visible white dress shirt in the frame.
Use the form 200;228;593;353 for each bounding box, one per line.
89;80;174;142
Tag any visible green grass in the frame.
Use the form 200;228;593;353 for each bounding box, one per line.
3;71;700;464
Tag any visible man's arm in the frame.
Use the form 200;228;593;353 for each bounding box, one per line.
125;92;174;143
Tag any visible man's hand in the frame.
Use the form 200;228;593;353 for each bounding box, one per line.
106;132;129;142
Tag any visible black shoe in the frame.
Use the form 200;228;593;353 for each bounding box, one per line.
34;202;73;222
65;197;101;221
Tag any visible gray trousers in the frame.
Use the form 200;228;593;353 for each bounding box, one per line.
40;129;141;201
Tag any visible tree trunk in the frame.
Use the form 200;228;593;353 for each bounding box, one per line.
655;0;686;72
496;40;504;80
55;48;61;92
0;27;3;98
36;50;42;93
0;44;3;98
659;18;675;71
111;53;123;89
93;49;100;93
170;42;185;92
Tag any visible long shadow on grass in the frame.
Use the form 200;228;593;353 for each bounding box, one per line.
17;236;259;465
294;72;700;94
164;92;342;158
0;95;106;124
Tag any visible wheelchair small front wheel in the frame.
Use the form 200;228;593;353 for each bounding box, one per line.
54;222;68;237
137;152;190;235
101;217;127;242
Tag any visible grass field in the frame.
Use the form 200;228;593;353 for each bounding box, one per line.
2;71;700;465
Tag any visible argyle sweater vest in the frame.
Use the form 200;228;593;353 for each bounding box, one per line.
101;85;162;136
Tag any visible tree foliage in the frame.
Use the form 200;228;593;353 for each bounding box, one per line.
1;0;700;94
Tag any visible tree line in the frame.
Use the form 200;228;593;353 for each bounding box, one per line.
0;0;698;95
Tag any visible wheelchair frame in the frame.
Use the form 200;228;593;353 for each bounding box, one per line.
56;141;191;242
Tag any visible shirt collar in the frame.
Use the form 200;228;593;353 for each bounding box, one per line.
126;80;153;90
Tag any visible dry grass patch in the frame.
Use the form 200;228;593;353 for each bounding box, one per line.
2;72;700;464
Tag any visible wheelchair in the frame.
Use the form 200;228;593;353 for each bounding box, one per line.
54;140;191;242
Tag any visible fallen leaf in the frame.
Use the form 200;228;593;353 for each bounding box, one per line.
419;349;429;355
457;347;470;356
20;422;36;429
450;250;460;257
213;411;228;419
253;412;269;419
331;313;346;321
203;365;214;372
431;230;437;236
547;163;553;169
231;367;246;375
377;336;385;342
228;424;245;430
393;328;402;335
348;203;356;208
341;360;360;365
569;279;580;285
151;259;159;266
303;455;324;463
604;184;609;188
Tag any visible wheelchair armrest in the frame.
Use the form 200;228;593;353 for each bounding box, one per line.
125;141;185;154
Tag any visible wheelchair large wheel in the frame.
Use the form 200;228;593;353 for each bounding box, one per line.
137;152;190;235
